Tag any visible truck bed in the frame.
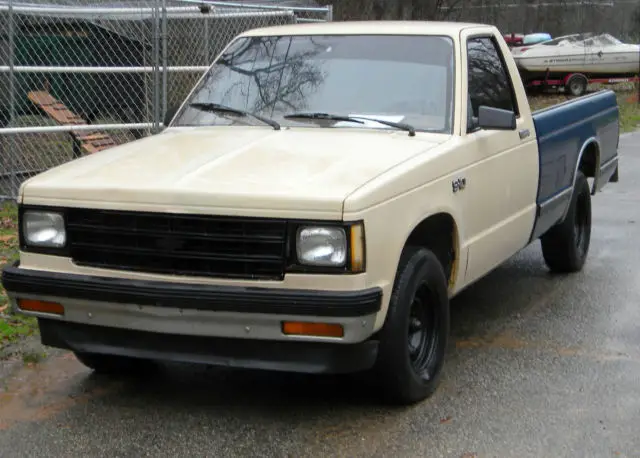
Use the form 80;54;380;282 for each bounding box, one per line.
529;90;619;240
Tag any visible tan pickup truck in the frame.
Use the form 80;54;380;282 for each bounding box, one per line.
2;20;620;405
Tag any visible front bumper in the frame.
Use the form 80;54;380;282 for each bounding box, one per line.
36;319;379;374
1;262;383;374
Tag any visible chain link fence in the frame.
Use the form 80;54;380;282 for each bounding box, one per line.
0;0;331;200
319;0;639;42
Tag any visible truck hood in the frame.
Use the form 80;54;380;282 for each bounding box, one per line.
21;126;449;218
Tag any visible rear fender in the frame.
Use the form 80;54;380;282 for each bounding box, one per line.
544;137;596;226
593;115;621;192
578;137;600;194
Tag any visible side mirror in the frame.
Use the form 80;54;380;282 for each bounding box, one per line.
477;105;516;130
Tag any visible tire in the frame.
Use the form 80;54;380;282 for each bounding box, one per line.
373;246;450;405
540;170;592;273
74;351;157;375
566;74;588;97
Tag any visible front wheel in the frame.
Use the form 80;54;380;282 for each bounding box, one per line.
373;246;450;405
540;170;592;273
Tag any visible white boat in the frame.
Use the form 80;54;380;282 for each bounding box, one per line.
512;33;640;81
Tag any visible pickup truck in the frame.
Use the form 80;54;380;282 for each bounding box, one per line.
1;21;620;405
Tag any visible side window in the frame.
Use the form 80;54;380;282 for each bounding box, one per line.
466;37;519;123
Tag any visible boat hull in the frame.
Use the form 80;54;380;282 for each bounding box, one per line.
512;40;640;82
517;66;639;84
515;55;639;74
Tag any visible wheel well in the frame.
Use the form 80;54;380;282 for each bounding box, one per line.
404;213;458;288
579;141;599;178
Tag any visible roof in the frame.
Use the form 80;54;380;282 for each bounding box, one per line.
240;20;491;38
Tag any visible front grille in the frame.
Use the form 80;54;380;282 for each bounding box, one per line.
66;208;287;280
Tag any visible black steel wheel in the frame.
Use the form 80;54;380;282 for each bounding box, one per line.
407;283;441;381
373;246;450;405
573;186;590;254
541;170;592;273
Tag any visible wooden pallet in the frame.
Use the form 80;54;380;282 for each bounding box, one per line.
27;91;118;155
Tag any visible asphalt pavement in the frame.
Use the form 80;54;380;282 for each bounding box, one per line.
1;132;639;458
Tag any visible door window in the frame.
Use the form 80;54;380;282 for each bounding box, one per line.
466;37;519;125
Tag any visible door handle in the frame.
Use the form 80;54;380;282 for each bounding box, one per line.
519;129;530;140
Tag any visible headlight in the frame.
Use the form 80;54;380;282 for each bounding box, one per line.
296;226;347;267
22;211;66;248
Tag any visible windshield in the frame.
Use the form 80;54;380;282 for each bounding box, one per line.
172;34;455;134
541;33;593;46
593;33;623;46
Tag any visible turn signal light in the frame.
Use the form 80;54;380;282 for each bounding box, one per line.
282;321;344;338
350;223;365;273
18;299;64;315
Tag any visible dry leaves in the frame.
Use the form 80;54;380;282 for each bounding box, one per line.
0;216;16;230
0;234;16;249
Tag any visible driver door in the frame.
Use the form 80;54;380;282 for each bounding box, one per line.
458;32;539;285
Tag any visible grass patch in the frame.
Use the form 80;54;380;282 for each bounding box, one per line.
0;314;38;344
0;200;39;349
22;350;46;364
619;96;640;133
0;200;19;274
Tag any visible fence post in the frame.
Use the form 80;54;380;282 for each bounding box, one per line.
152;0;161;134
203;9;210;65
161;0;168;127
8;0;18;199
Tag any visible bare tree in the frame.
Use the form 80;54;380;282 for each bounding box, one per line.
317;0;634;42
175;36;326;126
410;0;465;20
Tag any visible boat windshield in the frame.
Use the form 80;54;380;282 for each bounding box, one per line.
590;34;624;46
541;33;593;46
171;34;455;134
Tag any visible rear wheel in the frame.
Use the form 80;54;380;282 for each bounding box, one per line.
541;170;592;273
373;246;450;405
74;351;157;375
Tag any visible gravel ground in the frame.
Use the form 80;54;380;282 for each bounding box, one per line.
0;132;639;458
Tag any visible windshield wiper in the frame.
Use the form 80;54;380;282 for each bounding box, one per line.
189;102;280;131
283;112;416;137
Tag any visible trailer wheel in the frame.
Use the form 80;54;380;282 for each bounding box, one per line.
566;74;588;97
